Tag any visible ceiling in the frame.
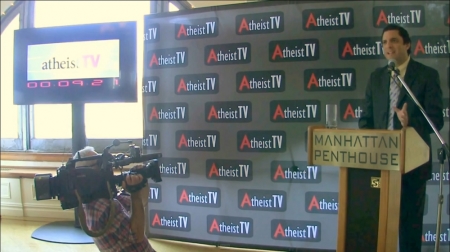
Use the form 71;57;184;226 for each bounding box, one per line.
1;0;256;14
187;0;255;8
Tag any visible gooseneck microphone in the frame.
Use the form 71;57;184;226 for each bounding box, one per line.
387;60;399;74
387;60;401;88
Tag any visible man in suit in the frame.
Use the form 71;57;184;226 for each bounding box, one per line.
359;24;444;252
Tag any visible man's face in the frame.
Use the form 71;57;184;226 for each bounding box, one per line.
382;29;410;64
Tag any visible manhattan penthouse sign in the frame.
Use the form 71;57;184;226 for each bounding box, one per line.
307;126;429;172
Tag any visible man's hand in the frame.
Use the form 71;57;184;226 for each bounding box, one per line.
122;174;143;188
122;165;149;201
124;165;148;242
394;103;408;128
122;165;146;192
122;165;143;188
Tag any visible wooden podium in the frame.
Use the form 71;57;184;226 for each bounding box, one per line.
307;125;430;252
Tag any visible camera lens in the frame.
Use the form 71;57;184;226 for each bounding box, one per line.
34;174;53;200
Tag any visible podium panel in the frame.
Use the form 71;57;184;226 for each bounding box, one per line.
344;168;381;252
308;126;427;252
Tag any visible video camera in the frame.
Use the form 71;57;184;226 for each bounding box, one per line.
34;139;162;210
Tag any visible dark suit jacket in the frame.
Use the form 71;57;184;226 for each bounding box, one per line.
359;58;444;184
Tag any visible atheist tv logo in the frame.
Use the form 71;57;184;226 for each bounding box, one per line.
175;73;219;95
372;5;425;27
236;70;285;93
270;100;321;123
302;7;354;30
142;130;160;150
148;184;161;203
177;185;221;208
421;224;450;245
269;39;320;62
427;162;449;186
238;189;287;212
443;98;449;120
207;215;253;237
147;102;188;122
410;36;449;58
271;219;321;242
205;101;252;123
237;130;286;152
205;43;251;65
206;159;253;181
305;191;339;214
338;37;385;60
150;210;191;232
176;130;220;151
235;11;284;35
159;157;190;178
270;161;321;183
175;17;219;39
144;23;159;42
147;47;188;68
304;68;356;91
339;99;365;122
142;76;159;96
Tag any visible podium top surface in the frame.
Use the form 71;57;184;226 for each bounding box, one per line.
307;126;429;173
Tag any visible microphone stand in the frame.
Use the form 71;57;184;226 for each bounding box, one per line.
390;68;449;252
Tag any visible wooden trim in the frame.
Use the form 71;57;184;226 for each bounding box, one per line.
337;167;348;252
1;151;127;162
400;128;406;174
1;173;37;179
377;170;389;252
385;171;401;251
1;167;130;179
1;152;72;162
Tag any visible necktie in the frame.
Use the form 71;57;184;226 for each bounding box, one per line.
388;72;400;130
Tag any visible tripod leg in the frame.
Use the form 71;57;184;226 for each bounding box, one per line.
434;148;446;252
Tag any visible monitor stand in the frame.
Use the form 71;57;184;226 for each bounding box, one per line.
31;103;94;244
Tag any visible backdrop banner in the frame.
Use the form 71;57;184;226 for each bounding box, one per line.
142;1;449;251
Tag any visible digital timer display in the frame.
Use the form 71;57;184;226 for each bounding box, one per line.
25;79;117;88
13;21;137;105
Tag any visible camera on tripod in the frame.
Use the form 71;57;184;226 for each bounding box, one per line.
34;139;162;210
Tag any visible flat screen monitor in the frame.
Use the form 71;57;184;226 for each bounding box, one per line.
13;21;137;105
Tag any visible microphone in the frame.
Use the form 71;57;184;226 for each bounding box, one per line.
387;60;399;74
112;139;133;146
388;60;401;88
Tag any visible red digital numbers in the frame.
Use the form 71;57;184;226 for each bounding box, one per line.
27;82;38;88
26;79;104;88
27;82;50;88
58;81;69;87
92;79;103;86
41;81;51;88
73;80;83;86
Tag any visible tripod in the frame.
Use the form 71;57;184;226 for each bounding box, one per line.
434;146;449;252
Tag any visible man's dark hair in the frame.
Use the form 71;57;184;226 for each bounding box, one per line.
382;24;411;55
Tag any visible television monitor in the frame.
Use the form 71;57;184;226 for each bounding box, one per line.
13;21;137;105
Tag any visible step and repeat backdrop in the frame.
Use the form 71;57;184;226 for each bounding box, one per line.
142;1;449;251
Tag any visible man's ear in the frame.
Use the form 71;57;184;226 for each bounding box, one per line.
405;42;411;52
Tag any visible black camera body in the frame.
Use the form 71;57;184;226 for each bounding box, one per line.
34;141;162;210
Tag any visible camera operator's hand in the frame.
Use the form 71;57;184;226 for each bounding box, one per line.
122;165;149;201
122;165;149;243
122;173;144;188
